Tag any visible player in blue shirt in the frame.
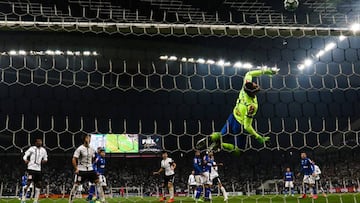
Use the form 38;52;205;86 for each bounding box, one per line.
87;148;106;201
283;168;294;196
202;153;213;201
193;150;204;201
297;152;317;199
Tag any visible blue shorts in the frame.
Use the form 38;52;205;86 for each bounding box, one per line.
220;113;246;149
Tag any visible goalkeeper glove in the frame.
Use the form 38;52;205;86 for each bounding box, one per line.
263;67;279;75
256;136;270;144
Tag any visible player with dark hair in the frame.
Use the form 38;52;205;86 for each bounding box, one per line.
208;152;228;201
284;167;295;196
21;138;48;203
196;69;278;154
86;147;106;201
313;161;327;197
153;151;176;203
69;134;105;203
87;147;104;201
193;150;204;202
298;152;317;200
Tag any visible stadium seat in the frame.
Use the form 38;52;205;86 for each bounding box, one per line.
288;102;302;117
302;102;315;117
345;48;358;61
279;91;293;103
191;104;205;120
183;92;197;105
315;103;329;117
328;103;341;117
332;90;345;103
266;92;279;104
332;48;345;62
275;103;288;117
168;91;183;105
177;104;191;120
198;92;211;105
341;102;354;117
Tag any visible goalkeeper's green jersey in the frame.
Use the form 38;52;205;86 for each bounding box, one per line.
232;70;267;139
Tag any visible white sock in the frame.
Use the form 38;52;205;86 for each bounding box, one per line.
69;184;78;202
221;186;227;199
34;188;40;202
22;186;28;201
169;187;174;199
96;184;105;201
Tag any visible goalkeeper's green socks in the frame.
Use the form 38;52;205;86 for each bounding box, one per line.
221;143;241;156
210;132;221;141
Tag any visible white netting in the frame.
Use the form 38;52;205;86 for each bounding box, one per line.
0;0;359;37
0;51;358;153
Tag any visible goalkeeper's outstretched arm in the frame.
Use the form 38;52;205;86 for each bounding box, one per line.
242;68;278;143
243;69;278;86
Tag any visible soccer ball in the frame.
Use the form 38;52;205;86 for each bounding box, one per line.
284;0;299;11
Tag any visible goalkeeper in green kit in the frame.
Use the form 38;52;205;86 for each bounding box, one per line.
196;68;279;154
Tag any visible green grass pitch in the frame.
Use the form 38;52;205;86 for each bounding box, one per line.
2;194;360;203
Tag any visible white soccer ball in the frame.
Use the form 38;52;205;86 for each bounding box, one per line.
284;0;299;11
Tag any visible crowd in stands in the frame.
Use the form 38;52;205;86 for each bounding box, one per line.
1;148;360;196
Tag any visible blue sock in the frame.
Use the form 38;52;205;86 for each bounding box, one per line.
195;187;202;199
303;185;307;195
313;187;317;195
284;188;288;194
205;187;211;199
88;185;96;199
291;188;294;194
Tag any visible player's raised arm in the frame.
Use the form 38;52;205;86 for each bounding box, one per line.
242;68;278;86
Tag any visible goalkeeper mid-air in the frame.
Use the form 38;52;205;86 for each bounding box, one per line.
196;68;279;154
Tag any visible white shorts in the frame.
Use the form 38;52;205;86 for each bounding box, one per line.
303;175;315;185
195;175;202;186
201;172;212;185
99;175;107;187
285;181;294;188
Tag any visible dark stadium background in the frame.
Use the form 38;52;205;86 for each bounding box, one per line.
0;0;359;197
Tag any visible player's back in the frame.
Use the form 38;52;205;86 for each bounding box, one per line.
202;155;212;173
193;156;202;175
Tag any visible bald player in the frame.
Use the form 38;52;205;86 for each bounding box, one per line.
197;68;278;154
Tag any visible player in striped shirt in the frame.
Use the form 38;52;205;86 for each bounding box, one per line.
21;138;48;203
69;134;105;203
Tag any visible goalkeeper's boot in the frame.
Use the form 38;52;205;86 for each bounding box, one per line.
167;198;175;203
159;197;167;202
196;133;221;150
